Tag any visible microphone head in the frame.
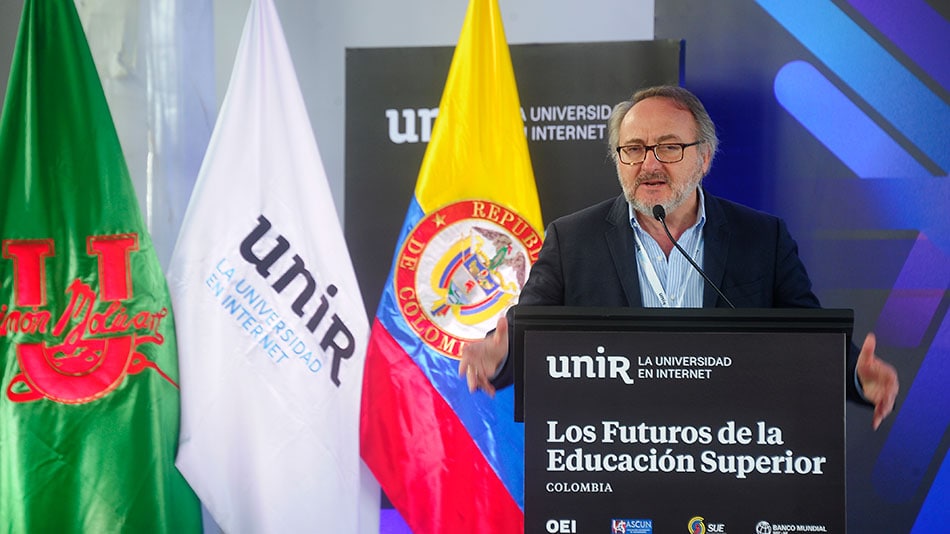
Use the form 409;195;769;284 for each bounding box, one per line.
652;204;666;221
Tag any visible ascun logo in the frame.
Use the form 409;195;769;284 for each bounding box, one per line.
547;345;634;384
611;518;653;534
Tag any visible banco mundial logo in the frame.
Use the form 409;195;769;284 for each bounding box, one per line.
394;200;541;358
755;521;772;534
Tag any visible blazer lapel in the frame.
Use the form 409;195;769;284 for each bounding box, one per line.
702;191;730;307
604;195;643;307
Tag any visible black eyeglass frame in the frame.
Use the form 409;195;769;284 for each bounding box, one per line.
616;140;705;165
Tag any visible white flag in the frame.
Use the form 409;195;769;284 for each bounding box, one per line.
167;0;379;532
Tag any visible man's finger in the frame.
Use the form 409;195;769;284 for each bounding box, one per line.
465;365;477;393
873;401;891;431
478;374;496;398
860;332;876;361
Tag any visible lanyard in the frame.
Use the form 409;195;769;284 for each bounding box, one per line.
632;228;671;307
632;226;701;308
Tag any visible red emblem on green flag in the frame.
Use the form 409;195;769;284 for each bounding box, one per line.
0;0;201;530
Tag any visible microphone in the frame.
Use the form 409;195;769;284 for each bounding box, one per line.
652;205;736;309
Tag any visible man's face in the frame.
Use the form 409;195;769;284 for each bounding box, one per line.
615;96;710;218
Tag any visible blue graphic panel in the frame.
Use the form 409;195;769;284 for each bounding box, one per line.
874;235;948;347
757;0;950;173
659;0;950;531
847;0;950;92
773;60;931;179
874;309;950;502
912;446;950;534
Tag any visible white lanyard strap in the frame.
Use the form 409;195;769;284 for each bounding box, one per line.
632;228;671;308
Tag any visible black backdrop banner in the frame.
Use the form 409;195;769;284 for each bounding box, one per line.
345;41;682;316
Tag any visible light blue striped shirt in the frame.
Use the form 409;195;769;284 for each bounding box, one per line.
629;188;707;308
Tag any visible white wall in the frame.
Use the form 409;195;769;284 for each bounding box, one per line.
0;2;24;112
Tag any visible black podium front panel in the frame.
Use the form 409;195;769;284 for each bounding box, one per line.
514;308;848;534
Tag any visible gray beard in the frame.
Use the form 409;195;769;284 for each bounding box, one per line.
624;178;699;220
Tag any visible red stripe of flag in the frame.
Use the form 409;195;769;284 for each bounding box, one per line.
360;319;524;533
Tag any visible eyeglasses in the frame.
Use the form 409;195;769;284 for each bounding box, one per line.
616;141;705;165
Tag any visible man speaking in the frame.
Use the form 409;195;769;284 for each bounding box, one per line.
459;85;899;430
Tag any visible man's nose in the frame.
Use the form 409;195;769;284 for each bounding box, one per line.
641;147;663;170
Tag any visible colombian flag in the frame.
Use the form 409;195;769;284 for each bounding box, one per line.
359;0;543;531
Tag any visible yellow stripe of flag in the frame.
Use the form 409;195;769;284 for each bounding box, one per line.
414;0;542;233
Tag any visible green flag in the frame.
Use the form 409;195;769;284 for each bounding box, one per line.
0;0;202;531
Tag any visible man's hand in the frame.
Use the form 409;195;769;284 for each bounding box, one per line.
856;333;900;430
458;315;510;396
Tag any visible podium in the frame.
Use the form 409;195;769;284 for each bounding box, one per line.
509;306;851;534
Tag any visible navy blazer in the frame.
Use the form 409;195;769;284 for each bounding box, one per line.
497;191;863;401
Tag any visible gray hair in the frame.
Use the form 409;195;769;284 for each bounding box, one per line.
607;85;718;168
